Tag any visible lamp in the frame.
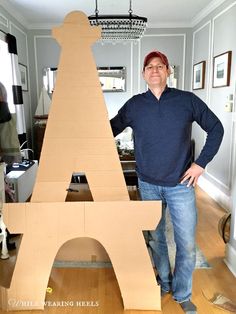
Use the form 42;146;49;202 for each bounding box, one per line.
88;0;147;40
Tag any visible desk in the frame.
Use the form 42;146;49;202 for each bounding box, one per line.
71;160;137;187
121;160;137;187
67;161;139;201
6;161;38;202
34;122;46;160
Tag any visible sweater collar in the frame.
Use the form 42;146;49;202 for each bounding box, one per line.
146;85;170;100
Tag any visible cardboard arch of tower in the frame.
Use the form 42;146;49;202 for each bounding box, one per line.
1;11;162;311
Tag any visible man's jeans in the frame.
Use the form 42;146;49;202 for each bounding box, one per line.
138;178;197;302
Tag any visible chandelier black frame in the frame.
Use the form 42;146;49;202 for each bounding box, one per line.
88;0;147;40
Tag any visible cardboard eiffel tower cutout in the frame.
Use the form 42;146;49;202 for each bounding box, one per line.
1;11;161;311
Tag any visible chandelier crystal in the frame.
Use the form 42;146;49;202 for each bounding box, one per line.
88;0;147;40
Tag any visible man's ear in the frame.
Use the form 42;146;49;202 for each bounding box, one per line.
167;67;172;77
142;70;146;80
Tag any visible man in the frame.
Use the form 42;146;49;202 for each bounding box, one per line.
0;82;11;123
110;51;224;314
0;81;21;164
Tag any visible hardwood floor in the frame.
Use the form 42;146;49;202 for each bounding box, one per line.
1;186;236;314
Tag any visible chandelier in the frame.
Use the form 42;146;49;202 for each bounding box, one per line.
88;0;147;40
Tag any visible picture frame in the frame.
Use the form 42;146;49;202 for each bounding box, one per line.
213;51;232;88
19;63;28;91
192;61;206;90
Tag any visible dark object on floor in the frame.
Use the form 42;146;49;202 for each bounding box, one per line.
179;300;197;313
0;230;16;251
203;291;236;312
218;213;231;243
6;230;16;250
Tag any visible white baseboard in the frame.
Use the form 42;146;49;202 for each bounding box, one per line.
197;175;230;211
224;243;236;277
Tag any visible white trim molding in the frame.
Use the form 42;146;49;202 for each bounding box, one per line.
207;0;236;192
212;0;236;22
130;41;134;98
197;175;230;211
34;35;53;101
192;0;227;27
9;21;27;37
195;1;236;212
0;0;27;29
191;20;211;96
0;0;230;30
225;243;236;277
138;40;141;92
0;12;8;28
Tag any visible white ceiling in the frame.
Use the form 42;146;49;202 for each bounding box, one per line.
1;0;226;29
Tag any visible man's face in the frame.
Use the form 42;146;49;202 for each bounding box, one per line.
142;57;170;89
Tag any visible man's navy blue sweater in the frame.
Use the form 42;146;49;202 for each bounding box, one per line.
110;87;224;186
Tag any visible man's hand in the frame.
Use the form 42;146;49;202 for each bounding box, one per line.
180;163;204;187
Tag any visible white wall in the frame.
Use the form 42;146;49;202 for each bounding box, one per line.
191;0;236;275
29;30;190;119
